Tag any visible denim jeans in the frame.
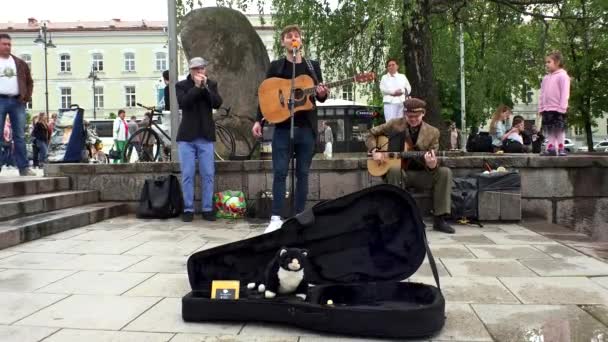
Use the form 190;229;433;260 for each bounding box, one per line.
178;138;215;213
0;97;28;170
271;126;315;216
35;140;48;165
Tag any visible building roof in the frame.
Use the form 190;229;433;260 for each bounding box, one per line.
0;18;166;32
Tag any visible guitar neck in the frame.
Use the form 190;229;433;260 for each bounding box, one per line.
304;77;356;96
401;151;426;158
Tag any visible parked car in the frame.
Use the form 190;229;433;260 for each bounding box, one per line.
593;140;608;152
541;138;576;152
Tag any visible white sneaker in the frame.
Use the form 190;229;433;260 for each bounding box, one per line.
264;215;283;234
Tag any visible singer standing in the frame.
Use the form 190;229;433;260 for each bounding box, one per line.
379;58;411;122
252;25;329;233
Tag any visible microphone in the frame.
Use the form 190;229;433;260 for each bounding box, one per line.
291;39;301;54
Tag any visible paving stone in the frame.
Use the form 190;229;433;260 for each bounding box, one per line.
0;253;78;270
412;277;519;304
123;256;188;273
240;322;324;336
579;305;608;327
0;250;19;259
431;304;493;341
124;273;191;297
9;239;84;253
0;292;67;324
429;245;476;259
68;229;141;241
174;335;298;342
0;325;58;342
42;228;89;240
15;294;160;330
520;257;608;276
472;304;608;342
36;271;154;295
533;244;586;258
0;269;75;292
482;233;558;245
299;337;420;342
441;259;537;277
466;245;551;259
428;234;496;245
42;329;173;342
64;254;148;272
124;298;243;334
125;231;195;242
412;260;450;278
62;240;146;255
500;277;608;304
590;277;608;290
124;241;205;256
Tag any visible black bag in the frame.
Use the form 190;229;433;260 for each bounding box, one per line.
477;171;521;192
108;145;121;160
467;132;493;152
136;175;184;219
451;177;479;222
182;184;445;338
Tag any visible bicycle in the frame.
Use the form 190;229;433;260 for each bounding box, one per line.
123;103;172;163
214;106;261;161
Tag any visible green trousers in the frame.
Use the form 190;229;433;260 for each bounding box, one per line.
385;166;452;216
113;140;127;164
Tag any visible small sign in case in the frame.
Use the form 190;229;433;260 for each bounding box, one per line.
211;280;240;300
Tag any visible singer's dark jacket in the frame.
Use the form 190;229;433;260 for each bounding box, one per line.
256;57;327;134
175;75;222;142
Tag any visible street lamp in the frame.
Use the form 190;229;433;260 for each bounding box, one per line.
88;64;99;119
33;22;56;116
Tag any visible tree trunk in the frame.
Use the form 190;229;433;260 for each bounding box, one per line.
402;0;447;147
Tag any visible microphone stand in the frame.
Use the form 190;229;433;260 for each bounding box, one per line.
287;46;298;217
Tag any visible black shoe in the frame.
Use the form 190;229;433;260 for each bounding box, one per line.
433;216;455;234
202;211;217;221
182;212;194;222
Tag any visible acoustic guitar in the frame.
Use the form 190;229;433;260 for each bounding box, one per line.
367;135;426;177
258;72;375;123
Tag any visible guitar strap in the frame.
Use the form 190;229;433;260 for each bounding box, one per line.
304;58;320;85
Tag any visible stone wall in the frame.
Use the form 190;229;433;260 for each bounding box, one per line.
46;154;608;240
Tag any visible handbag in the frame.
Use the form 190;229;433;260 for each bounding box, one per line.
108;144;120;160
136;175;184;219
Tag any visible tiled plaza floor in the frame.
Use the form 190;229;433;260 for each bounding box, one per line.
0;216;607;341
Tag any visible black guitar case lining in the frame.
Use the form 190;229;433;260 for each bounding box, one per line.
183;184;445;338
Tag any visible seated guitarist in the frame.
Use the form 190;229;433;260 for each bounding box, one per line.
366;98;455;234
252;24;329;233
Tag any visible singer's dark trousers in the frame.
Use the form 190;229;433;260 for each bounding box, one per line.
271;126;315;217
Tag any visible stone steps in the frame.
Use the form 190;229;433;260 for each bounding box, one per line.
0;190;100;221
0;177;70;199
0;202;128;250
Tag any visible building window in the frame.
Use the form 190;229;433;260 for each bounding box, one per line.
20;54;31;70
59;54;71;72
92;53;104;72
124;52;135;72
575;126;584;136
26;101;32;109
341;85;353;102
125;86;136;107
94;86;104;109
60;87;72;109
155;52;167;71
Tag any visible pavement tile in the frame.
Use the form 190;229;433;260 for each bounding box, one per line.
0;253;78;270
36;271;154;295
473;304;608;342
42;329;173;342
482;233;558;245
15;294;161;330
0;250;19;259
240;322;325;336
0;325;58;342
533;244;586;258
64;254;148;271
124;273;191;297
466;245;551;259
441;258;537;277
9;239;84;253
412;276;519;304
0;292;67;324
500;277;608;304
431;304;493;341
42;228;90;240
429;245;476;259
124;297;243;334
590;277;608;290
68;229;141;241
413;260;450;278
520;257;608;276
0;269;75;292
61;240;146;255
579;305;608;327
124;231;195;242
428;234;496;245
123;256;188;273
124;241;205;256
173;335;298;342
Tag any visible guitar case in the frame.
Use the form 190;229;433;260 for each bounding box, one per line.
182;184;445;338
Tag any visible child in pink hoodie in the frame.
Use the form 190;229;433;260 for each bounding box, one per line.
539;51;570;156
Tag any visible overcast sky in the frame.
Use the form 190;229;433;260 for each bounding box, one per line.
0;0;264;22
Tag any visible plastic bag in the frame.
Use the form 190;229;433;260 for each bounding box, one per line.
213;190;247;219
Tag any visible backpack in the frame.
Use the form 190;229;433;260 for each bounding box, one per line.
467;132;493;152
450;177;482;226
136;175;184;219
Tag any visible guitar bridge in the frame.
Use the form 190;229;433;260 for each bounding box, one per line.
279;90;285;107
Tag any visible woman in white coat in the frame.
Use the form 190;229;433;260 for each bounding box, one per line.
379;59;412;123
112;109;129;163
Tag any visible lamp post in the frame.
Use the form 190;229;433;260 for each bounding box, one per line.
33;22;55;116
88;64;99;119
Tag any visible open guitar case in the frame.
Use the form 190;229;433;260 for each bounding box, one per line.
182;184;445;338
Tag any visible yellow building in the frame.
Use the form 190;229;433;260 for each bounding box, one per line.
2;18;167;119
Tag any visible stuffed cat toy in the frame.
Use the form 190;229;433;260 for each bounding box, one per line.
247;247;309;300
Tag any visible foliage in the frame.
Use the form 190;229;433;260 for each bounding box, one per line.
107;112;116;120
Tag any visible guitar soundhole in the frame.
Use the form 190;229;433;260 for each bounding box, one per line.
294;88;305;100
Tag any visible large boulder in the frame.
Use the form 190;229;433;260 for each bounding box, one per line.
180;7;270;157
